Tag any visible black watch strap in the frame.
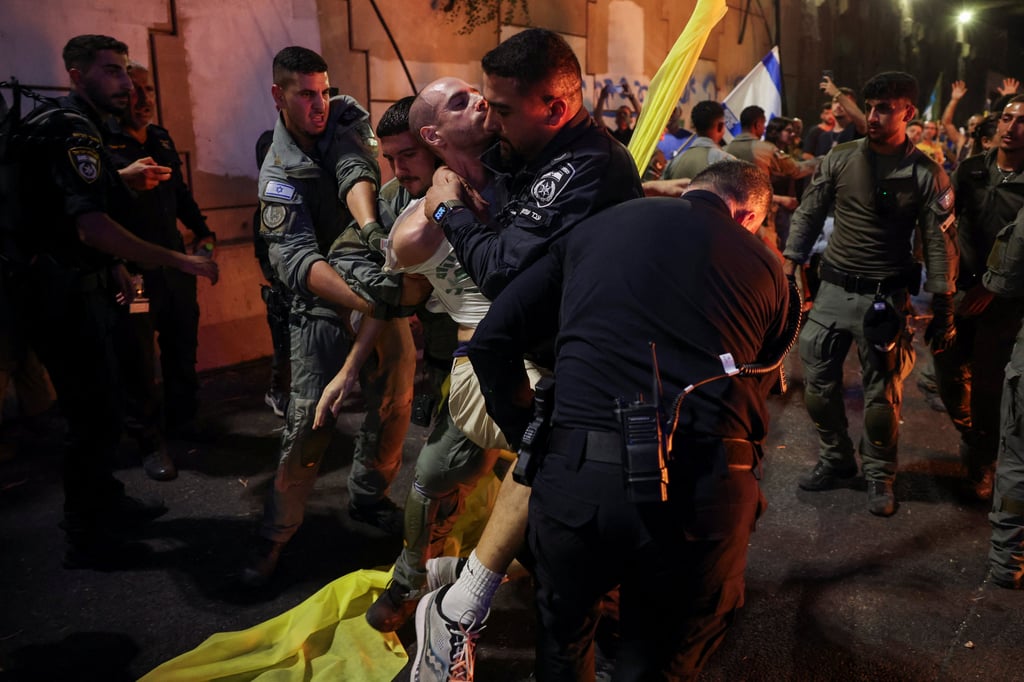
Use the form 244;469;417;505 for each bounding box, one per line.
432;200;467;224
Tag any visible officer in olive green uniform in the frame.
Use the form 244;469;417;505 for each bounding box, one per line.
982;205;1024;588
663;100;733;181
933;97;1024;497
783;72;958;517
980;100;1024;589
243;48;413;586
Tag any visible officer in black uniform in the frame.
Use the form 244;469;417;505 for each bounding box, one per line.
6;35;217;568
468;161;791;680
424;29;642;300
105;62;217;478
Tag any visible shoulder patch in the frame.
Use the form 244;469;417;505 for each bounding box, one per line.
531;162;576;208
936;186;954;212
68;147;100;183
339;106;365;126
262;204;288;229
264;180;297;201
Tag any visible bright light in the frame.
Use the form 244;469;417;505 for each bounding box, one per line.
957;9;974;25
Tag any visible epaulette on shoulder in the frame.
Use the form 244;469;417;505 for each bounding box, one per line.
330;95;369;128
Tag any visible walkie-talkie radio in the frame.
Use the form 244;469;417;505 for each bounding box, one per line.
615;343;670;503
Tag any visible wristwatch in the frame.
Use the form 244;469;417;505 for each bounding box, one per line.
432;199;467;224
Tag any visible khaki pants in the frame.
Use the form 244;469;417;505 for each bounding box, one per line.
448;356;546;450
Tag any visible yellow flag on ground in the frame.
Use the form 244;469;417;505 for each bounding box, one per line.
140;473;501;682
628;0;729;174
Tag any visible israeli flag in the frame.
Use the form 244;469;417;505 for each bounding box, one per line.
721;46;782;142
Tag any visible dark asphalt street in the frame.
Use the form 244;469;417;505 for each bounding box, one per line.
1;327;1023;681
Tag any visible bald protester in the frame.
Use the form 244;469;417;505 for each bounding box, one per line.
317;76;541;634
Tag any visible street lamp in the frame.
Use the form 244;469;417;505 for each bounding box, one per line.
956;8;974;80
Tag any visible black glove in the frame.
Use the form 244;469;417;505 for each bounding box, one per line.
925;293;957;353
358;221;387;253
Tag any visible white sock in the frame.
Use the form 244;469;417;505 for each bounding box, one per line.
439;550;503;625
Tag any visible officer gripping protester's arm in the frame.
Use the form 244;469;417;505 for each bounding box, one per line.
241;46;416;588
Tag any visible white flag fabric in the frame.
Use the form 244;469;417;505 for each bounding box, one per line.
721;46;782;142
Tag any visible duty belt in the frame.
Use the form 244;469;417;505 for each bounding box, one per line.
549;427;621;464
548;427;760;470
819;260;908;295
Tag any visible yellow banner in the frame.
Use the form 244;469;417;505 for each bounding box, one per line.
628;0;729;173
141;473;501;681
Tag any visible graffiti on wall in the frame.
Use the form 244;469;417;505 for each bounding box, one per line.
590;59;719;131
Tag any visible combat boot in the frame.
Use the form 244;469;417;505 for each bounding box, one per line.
240;537;286;588
798;459;858;491
867;479;897;517
366;579;421;632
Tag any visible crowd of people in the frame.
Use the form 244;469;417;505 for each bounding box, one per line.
3;28;1024;681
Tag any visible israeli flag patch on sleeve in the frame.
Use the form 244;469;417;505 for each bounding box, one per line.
264;180;297;201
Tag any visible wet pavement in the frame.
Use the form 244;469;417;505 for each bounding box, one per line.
2;329;1024;681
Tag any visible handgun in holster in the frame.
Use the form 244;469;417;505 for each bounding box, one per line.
513;376;555;486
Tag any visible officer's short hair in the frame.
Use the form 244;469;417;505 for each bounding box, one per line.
691;100;725;135
62;35;128;72
739;105;765;130
690;160;771;219
481;28;582;101
377;96;416;138
907;119;924;129
862;72;918;105
272;46;328;87
999;94;1024;112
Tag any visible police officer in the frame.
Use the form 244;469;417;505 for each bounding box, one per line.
411;28;643;680
933;95;1024;499
423;29;643;300
978;101;1024;589
468;161;790;679
241;46;416;587
6;35;217;568
663;100;733;181
727;106;817;252
105;62;218;479
783;71;958;517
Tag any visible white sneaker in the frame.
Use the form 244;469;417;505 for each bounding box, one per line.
412;584;486;682
425;556;466;592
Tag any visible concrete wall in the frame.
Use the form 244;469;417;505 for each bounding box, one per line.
1;0;782;372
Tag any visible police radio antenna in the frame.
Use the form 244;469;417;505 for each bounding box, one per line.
649;341;663;408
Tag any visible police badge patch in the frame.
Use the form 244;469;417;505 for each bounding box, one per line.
531;162;576;208
68;147;100;183
262;204;288;230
